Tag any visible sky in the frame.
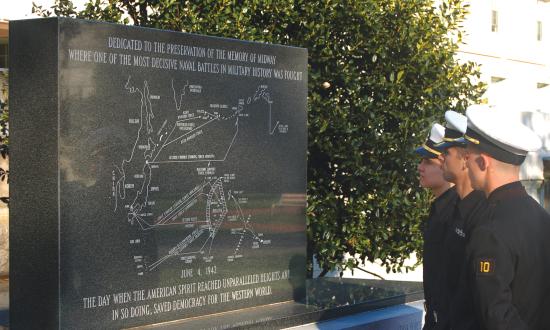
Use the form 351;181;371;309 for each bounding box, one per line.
1;0;87;20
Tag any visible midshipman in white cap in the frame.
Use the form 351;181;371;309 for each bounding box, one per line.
464;105;541;167
463;105;550;329
415;123;458;329
437;110;486;329
440;110;484;202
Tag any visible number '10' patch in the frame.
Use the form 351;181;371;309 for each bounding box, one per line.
477;258;495;275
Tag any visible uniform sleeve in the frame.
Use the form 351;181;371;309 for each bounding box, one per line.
467;227;528;330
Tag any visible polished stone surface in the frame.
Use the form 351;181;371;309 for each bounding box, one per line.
10;18;61;329
131;278;424;329
291;302;423;330
10;17;306;329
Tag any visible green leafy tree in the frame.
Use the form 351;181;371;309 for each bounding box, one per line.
33;0;485;277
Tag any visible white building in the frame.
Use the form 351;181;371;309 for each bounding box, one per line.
457;0;550;210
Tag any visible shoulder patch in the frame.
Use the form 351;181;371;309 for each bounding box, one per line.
477;258;495;275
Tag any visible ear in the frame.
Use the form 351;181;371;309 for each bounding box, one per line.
459;149;468;170
462;157;468;171
476;154;489;172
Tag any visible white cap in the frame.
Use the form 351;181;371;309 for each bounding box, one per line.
464;105;542;165
430;123;445;144
414;123;445;158
438;110;468;149
444;110;467;135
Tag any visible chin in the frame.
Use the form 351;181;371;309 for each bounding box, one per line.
418;178;427;188
470;180;482;191
443;173;454;183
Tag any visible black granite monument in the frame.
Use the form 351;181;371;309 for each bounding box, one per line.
10;18;307;329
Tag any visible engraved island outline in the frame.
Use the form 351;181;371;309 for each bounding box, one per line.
112;76;285;274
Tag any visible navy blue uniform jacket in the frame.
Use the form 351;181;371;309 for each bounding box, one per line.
466;182;550;329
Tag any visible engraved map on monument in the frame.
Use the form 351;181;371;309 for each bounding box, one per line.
112;76;288;276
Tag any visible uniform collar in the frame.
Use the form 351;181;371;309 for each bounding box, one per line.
458;189;485;220
487;181;526;204
433;186;458;214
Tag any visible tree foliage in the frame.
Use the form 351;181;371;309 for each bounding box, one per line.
0;71;9;205
33;0;485;276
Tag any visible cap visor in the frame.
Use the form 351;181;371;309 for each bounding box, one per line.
414;146;438;158
437;138;466;150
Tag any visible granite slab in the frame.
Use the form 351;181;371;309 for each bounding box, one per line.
10;17;307;329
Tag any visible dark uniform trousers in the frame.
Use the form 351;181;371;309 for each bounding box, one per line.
423;187;459;330
464;182;550;329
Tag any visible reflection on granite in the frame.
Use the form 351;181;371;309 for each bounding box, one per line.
0;278;7;309
0;209;8;276
130;278;423;330
0;277;8;326
306;277;423;308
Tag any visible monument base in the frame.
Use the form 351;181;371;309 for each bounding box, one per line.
1;278;423;329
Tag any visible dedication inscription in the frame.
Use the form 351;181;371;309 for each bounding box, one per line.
10;18;306;329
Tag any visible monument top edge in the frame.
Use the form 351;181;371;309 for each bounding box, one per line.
10;17;308;52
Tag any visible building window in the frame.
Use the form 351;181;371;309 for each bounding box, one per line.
491;10;499;32
537;21;543;41
0;42;7;69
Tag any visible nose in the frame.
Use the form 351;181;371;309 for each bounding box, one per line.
417;160;424;173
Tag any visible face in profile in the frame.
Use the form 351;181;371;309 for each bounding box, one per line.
417;157;446;189
441;146;465;183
